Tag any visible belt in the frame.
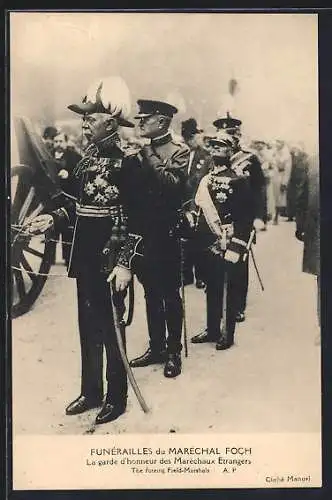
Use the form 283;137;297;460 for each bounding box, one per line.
76;203;123;218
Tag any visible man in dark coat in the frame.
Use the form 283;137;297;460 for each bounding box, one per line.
287;145;309;221
295;153;320;328
53;132;82;266
115;99;190;378
26;77;138;425
213;114;265;322
190;133;255;349
181;118;213;288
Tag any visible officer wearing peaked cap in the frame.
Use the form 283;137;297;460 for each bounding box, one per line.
114;99;190;378
26;77;141;425
191;133;254;349
214;113;265;323
181;117;213;288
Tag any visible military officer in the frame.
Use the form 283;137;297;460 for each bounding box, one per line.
213;114;265;322
26;77;138;425
181;118;213;288
190;133;254;349
119;99;190;378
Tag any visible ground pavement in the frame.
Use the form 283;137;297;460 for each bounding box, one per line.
12;219;321;435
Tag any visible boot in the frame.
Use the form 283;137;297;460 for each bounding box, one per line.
65;394;102;415
130;348;167;368
164;353;182;378
191;329;218;344
95;398;127;425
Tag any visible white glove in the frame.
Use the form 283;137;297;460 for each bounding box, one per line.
253;218;265;231
107;265;132;292
185;211;195;228
58;169;69;179
25;214;54;234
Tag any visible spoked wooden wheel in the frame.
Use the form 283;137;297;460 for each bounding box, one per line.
11;165;56;319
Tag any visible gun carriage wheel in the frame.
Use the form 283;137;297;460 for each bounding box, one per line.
11;165;56;318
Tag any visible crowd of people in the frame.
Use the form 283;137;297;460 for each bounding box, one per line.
25;75;319;427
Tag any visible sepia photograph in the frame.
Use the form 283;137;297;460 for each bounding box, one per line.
9;10;321;490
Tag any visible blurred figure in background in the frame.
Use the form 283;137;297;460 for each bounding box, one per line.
295;152;320;343
252;140;276;229
271;139;292;224
287;143;309;221
53;132;82;196
53;131;82;267
42;126;58;154
181;118;213;288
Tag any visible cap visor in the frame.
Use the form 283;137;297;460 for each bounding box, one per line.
134;113;153;119
119;117;135;128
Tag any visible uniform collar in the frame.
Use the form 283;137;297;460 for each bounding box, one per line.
151;132;172;147
85;141;123;159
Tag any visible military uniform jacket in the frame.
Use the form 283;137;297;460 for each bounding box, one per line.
230;148;265;222
116;133;190;270
194;162;254;253
183;145;213;211
51;142;137;277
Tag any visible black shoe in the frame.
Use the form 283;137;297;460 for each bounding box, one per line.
235;312;246;323
216;338;234;351
65;395;102;415
164;353;182;378
95;400;127;425
129;348;167;368
195;280;206;289
191;329;217;344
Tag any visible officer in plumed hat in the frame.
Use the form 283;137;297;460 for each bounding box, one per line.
213;113;265;323
117;99;190;378
181;117;213;288
26;76;141;425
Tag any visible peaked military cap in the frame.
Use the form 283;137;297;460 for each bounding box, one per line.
68;77;135;128
181;118;203;138
134;99;178;119
213;112;242;131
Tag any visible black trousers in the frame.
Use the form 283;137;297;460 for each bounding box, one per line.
199;251;238;344
135;236;183;355
76;270;127;403
234;256;249;314
182;238;204;284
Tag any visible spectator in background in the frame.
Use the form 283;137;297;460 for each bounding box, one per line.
295;153;320;344
253;140;277;229
53;132;82;197
287;143;309;221
53;131;82;267
271;140;292;224
42;126;58;154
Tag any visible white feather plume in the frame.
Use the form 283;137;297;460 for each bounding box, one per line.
86;76;132;119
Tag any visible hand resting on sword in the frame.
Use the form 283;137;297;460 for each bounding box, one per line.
23;214;54;235
108;265;132;292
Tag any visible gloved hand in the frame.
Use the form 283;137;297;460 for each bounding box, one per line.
107;265;132;292
185;211;196;229
295;229;305;242
58;169;69;179
24;214;54;235
253;218;265;231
